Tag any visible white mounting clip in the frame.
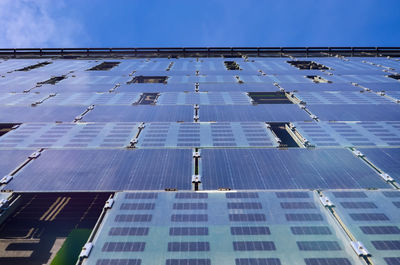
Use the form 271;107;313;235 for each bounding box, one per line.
194;104;200;110
379;173;394;182
130;138;138;145
138;122;145;129
350;241;370;257
29;151;41;159
75;115;83;121
192;174;202;183
104;198;114;209
0;175;13;184
352;150;364;157
310;114;318;120
79;243;93;260
192;151;201;158
87;105;95;110
319;195;334;207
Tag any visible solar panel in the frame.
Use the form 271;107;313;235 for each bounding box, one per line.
82;105;194;122
0;150;32;177
0;106;86;122
200;105;311;122
201;149;389;190
358;148;400;182
3;149;192;191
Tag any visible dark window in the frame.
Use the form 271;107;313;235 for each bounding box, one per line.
235;258;281;265
340;202;377;209
280;202;316;209
120;203;155;210
372;240;400;250
388;74;400;80
349;213;389;221
0;123;20;137
248;92;292;104
37;75;67;85
168;242;210;252
291;226;331;235
287;61;329;70
360;226;400;235
114;214;152;222
169;227;208;236
165;259;211;265
297;241;341;251
233;241;276;251
304;258;351;265
305;75;331;83
268;123;300;147
87;61;120;71
109;227;149;236
102;242;145;252
224;61;241;70
229;214;266;222
285;214;323;222
171;214;208;222
226;192;258;199
134;93;160;105
393;201;400;208
173;203;207;210
176;193;208;199
231;226;270;235
383;191;400;198
96;259;141;265
16;61;52;71
276;192;309;198
384;257;400;265
227;202;262;209
125;193;158;199
127;75;168;84
332;191;367;198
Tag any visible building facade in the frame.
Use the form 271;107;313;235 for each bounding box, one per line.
0;47;399;265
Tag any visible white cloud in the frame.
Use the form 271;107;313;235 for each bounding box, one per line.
0;0;86;47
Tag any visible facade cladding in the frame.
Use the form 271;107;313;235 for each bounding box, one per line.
0;47;399;265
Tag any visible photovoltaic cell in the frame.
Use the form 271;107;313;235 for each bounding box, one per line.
201;149;388;190
3;149;192;191
358;148;400;183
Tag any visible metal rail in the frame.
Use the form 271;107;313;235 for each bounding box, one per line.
0;47;400;58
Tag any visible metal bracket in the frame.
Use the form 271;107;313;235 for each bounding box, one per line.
192;151;201;158
192;174;202;183
379;173;394;182
29;151;41;159
352;150;364;157
104;198;114;209
138;122;145;129
319;195;334;207
0;175;13;184
79;243;93;260
350;241;370;257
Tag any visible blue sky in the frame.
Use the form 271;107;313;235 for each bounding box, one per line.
0;0;399;47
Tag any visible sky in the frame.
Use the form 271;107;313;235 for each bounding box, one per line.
0;0;399;48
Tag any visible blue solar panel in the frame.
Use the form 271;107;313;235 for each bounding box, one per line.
307;105;400;121
358;148;400;183
82;106;194;122
0;106;86;122
201;149;389;190
3;149;192;191
294;91;392;104
200;105;311;122
0;150;32;177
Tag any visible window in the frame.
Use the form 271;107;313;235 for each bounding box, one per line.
173;203;207;210
248;92;293;104
306;75;331;83
227;202;262;209
114;214;152;222
133;93;160;105
0;123;20;137
166;259;211;265
37;75;67;85
360;226;400;235
235;258;281;265
226;192;258;199
120;203;155;210
127;75;168;84
16;61;51;71
233;241;276;251
297;241;341;251
340;202;377;209
108;227;149;236
224;61;241;70
168;242;210;252
280;202;316;209
287;61;329;70
349;213;389;221
285;213;323;222
96;259;141;265
231;226;270;235
87;61;120;71
102;242;145;252
276;192;309;198
125;193;158;199
229;214;266;222
291;226;331;235
175;193;208;199
171;214;208;222
169;227;208;236
371;240;400;250
304;258;351;265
